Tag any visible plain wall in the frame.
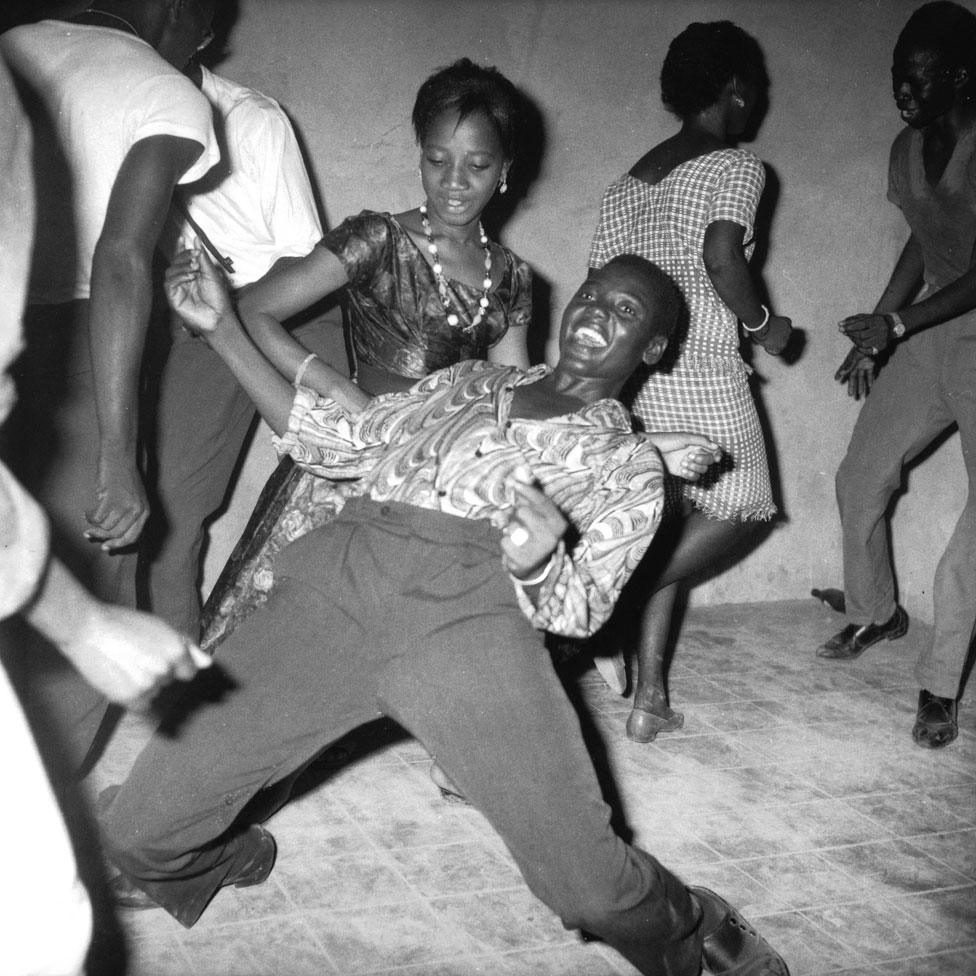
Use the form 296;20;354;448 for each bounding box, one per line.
202;0;968;623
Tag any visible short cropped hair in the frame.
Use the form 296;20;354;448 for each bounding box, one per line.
660;21;767;118
412;57;522;160
604;254;681;341
894;1;976;80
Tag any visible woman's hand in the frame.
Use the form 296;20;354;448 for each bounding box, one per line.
647;432;722;480
164;246;235;339
838;312;890;355
500;467;567;583
754;314;792;355
835;346;875;399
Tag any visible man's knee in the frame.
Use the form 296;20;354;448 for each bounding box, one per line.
835;448;895;522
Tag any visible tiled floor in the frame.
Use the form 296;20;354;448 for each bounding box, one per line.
81;598;976;975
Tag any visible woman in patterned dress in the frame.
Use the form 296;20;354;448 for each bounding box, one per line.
200;58;532;649
589;21;793;742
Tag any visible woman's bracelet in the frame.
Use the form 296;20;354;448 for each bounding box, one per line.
742;304;771;333
293;352;319;389
509;553;557;587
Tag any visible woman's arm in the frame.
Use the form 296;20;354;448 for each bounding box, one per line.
487;326;530;369
703;220;791;353
236;245;351;394
165;249;369;433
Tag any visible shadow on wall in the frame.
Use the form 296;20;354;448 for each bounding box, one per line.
0;1;84;33
488;86;552;363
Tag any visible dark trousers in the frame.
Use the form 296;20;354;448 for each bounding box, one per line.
836;319;976;699
101;498;702;975
143;329;255;638
0;302;127;771
147;314;345;640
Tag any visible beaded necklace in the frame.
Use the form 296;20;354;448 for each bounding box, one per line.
419;204;492;331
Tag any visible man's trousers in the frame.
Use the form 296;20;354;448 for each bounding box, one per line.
102;498;703;976
836;316;976;698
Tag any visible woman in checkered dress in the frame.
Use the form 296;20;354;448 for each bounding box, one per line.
589;21;793;742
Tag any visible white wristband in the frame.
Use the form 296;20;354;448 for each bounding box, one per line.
293;353;319;389
742;305;771;333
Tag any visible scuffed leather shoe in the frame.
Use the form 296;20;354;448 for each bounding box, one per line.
691;886;790;975
912;689;958;749
817;605;907;660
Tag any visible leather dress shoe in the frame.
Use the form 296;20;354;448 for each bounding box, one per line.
691;886;790;975
912;689;958;749
817;605;908;660
111;824;276;911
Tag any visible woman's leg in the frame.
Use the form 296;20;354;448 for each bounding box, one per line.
628;512;759;742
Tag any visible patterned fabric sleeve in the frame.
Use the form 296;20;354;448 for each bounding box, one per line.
499;252;533;335
272;365;467;479
588;179;631;269
706;151;765;241
318;210;391;289
272;386;390;481
512;436;665;638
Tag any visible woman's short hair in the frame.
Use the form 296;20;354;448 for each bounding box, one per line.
412;58;522;160
660;21;767;118
894;1;976;81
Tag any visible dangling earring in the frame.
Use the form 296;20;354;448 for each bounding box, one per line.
733;94;745;108
498;174;508;195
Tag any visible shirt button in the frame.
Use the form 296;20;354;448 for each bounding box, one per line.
379;505;391;516
437;489;447;497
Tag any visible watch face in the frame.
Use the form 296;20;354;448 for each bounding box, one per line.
893;321;906;337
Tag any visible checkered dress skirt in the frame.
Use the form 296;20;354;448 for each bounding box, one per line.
590;150;776;522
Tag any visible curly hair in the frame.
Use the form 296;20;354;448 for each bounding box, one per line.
660;21;767;118
411;58;522;160
894;1;976;81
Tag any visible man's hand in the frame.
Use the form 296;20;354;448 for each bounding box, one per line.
838;312;891;356
500;466;567;582
58;602;210;712
754;314;792;355
84;456;149;549
164;246;235;339
835;346;875;399
647;432;722;480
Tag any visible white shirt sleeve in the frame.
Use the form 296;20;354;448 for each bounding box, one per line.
0;463;49;620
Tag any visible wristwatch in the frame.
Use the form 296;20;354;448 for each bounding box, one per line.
886;311;906;339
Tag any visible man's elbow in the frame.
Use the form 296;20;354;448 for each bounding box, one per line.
91;237;153;288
